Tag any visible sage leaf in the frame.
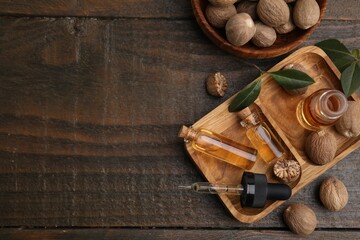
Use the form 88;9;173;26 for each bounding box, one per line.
316;39;356;71
341;61;360;97
228;79;261;112
269;69;315;90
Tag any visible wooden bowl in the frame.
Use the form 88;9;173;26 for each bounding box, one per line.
191;0;328;59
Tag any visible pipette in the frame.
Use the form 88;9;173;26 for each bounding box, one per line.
179;182;244;195
179;172;292;208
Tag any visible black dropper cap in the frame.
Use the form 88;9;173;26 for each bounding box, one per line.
241;172;292;208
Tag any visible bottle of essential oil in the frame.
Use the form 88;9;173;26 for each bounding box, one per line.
296;89;348;131
178;126;258;170
237;107;284;163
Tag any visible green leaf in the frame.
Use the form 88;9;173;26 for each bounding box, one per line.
352;49;360;60
341;62;360;97
269;69;315;90
228;79;261;112
316;39;357;72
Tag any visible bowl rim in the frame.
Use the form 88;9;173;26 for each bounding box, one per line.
191;0;329;59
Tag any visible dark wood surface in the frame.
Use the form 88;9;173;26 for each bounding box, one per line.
1;229;360;240
0;0;359;239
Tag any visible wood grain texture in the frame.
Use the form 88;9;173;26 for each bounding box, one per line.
1;228;360;239
0;0;359;20
0;0;193;18
0;16;360;228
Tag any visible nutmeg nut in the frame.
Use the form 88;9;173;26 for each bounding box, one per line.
206;72;228;97
275;19;296;34
273;159;301;183
283;203;317;235
275;5;296;34
284;0;297;3
251;21;276;47
320;176;348;211
236;0;258;20
282;63;308;95
293;0;320;30
225;13;256;46
208;0;238;7
206;4;237;28
305;130;337;165
335;101;360;138
257;0;290;27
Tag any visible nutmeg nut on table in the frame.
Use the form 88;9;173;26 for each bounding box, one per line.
283;203;317;236
320;176;349;211
206;72;228;97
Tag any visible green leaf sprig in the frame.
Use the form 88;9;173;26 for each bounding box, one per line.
269;69;315;90
228;39;360;113
228;69;315;112
228;79;261;112
316;39;360;97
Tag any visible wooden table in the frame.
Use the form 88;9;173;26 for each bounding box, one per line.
0;1;359;239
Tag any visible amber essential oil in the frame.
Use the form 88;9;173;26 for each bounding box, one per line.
244;123;283;163
179;126;258;170
296;89;348;131
238;107;284;163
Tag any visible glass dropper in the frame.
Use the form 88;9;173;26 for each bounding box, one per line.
178;172;292;208
178;182;244;195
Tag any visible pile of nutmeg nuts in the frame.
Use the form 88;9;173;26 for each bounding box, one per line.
206;0;320;47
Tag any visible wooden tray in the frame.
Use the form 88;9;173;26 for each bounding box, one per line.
185;46;360;223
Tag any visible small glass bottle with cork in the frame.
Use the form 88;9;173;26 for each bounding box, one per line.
237;107;285;163
178;126;258;170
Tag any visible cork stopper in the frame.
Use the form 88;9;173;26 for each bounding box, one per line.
178;125;197;141
178;125;190;138
237;107;258;126
237;107;252;120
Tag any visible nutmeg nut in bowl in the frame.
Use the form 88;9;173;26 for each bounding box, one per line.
191;0;328;58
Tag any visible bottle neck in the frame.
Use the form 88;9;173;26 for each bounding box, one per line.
313;89;348;122
183;127;197;142
240;112;259;128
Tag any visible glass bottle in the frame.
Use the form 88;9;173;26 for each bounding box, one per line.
237;107;284;163
178;126;258;170
296;89;348;131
